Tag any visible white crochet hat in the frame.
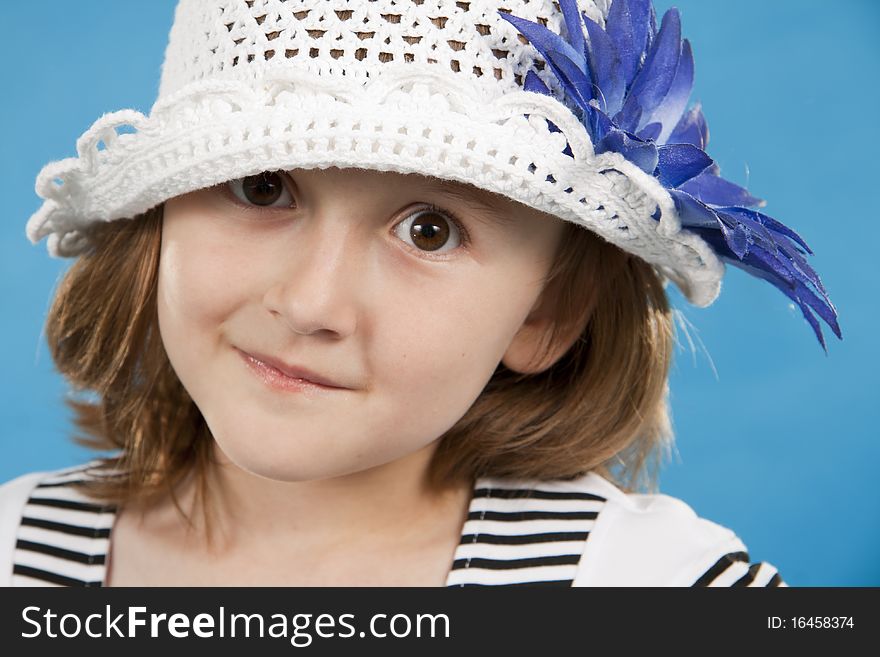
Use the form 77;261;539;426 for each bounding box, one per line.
26;0;728;306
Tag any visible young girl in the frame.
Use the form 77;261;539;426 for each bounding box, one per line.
0;0;839;587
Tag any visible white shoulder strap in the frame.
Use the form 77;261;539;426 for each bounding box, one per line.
572;473;747;586
0;470;48;587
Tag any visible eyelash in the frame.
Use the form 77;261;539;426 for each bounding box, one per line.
220;176;472;259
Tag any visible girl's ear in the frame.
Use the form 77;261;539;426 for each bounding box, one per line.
501;273;594;375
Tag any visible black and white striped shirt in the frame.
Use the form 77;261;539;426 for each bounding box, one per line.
0;460;785;587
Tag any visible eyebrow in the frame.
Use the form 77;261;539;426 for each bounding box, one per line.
425;181;518;227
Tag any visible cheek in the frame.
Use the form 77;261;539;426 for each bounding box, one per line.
369;264;541;421
156;215;251;369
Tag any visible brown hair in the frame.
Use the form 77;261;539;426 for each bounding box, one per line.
47;202;674;532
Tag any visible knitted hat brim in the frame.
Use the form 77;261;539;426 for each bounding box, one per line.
26;67;723;306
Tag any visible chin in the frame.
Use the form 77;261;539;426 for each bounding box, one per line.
212;437;382;484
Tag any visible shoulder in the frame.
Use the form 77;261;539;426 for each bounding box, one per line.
0;470;51;576
0;459;115;504
561;472;786;587
0;459;118;587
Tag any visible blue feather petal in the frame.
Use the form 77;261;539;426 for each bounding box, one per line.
582;14;623;113
670;189;721;229
613;96;643;134
774;239;828;296
796;298;828;351
596;129;659;174
713;208;778;256
703;226;839;338
637;121;663;141
748;242;797;284
585;102;614;143
545;50;595;109
753;269;830;350
679;169;764;207
497;12;593;108
715;206;813;255
652;39;695;144
799;301;828;351
524;70;552;95
655;143;712;188
716;209;786;258
741;249;830;349
673;191;750;259
497;12;586;70
668;102;708;149
647;3;659;51
690;228;838;347
748;246;841;339
791;278;841;340
558;0;587;64
606;0;653;92
717;215;750;259
621;8;682;132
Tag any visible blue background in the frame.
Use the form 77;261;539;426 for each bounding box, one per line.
1;1;877;585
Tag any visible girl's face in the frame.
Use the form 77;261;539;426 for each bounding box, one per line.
158;167;567;483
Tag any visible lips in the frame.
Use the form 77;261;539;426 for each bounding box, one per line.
237;348;349;389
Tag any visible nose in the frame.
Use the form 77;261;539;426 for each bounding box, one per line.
262;214;362;339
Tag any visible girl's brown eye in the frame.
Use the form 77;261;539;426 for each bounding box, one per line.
395;208;462;254
411;212;450;251
228;172;293;208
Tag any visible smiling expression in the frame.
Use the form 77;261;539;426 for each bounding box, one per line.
157;166;568;483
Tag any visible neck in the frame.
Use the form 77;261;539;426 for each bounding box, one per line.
165;441;474;555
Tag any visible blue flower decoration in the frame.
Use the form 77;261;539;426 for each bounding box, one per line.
499;0;841;351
